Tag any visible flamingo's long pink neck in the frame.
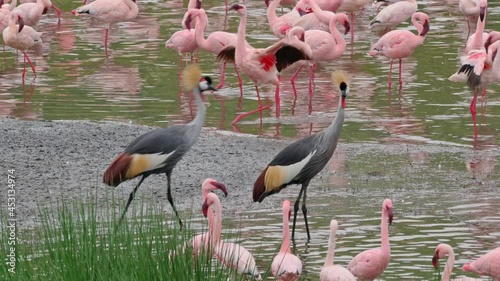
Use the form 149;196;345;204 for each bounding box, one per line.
236;10;248;58
193;13;209;50
441;247;455;281
328;16;346;58
210;198;223;248
472;5;487;49
306;0;333;23
267;0;281;28
8;0;17;11
324;223;337;267
280;206;291;253
380;206;390;256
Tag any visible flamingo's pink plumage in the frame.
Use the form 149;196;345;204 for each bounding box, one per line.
462;246;500;280
432;243;481;281
320;220;356;281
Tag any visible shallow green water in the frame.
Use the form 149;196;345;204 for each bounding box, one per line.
1;0;499;280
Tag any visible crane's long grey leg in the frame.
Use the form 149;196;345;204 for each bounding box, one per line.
167;173;183;228
301;182;311;241
119;175;146;224
292;186;305;240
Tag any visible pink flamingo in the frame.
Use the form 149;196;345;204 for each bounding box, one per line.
202;193;262;280
293;0;335;32
432;243;480;281
271;200;302;281
320;220;356;281
266;0;302;38
369;0;417;33
13;0;56;26
2;10;42;79
347;198;393;281
295;0;344;14
464;0;487;54
459;0;480;40
19;0;60;23
338;0;371;42
165;29;198;71
190;178;227;257
462;246;500;280
182;8;245;92
0;0;13;33
289;13;349;106
218;4;311;123
368;12;429;87
72;0;138;55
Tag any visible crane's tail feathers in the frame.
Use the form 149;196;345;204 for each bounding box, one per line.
103;153;132;186
331;70;351;87
253;166;268;202
182;64;202;91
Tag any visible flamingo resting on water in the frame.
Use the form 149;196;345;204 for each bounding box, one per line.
202;193;262;280
320;219;356;281
432;243;481;281
271;200;303;281
2;10;42;79
347;198;393;280
72;0;139;55
368;12;429;87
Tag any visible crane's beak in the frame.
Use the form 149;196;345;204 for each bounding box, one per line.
208;85;217;91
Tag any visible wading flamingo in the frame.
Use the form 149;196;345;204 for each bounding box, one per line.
19;0;60;23
293;0;335;32
253;71;350;240
289;13;349;105
347;198;393;280
465;0;487;53
13;0;57;26
369;0;417;33
338;0;371;41
165;29;198;75
432;243;480;281
190;179;228;257
271;200;303;281
368;12;429;87
459;0;480;40
462;246;500;280
72;0;138;55
266;0;302;38
0;0;14;33
320;220;356;281
218;4;311;123
182;8;245;91
202;193;262;280
2;10;42;79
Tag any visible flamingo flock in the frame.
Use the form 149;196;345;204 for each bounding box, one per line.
0;0;498;279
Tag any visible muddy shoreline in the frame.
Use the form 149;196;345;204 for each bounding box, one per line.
1;118;498;228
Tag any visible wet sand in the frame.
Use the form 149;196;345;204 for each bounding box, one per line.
1;118;498;228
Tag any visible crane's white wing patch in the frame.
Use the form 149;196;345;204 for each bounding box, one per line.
277;151;316;184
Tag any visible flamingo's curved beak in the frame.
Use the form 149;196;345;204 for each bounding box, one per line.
421;20;430;37
229;3;243;11
432;251;439;269
480;7;486;22
202;199;209;217
211;181;228;197
343;20;351;35
184;14;192;30
17;15;24;33
264;0;269;7
387;207;393;225
196;0;202;9
492;49;498;62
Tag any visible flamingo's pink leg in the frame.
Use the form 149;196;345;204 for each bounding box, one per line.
231;105;271;124
22;52;26;79
179;55;183;81
216;62;227;89
308;64;314;114
470;89;478;115
104;28;109;56
52;5;62;23
233;62;243;98
481;86;486;99
255;85;262;108
24;52;36;78
275;75;281;118
398;58;402;86
290;65;304;99
388;60;393;87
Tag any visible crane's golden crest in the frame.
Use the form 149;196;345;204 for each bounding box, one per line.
331;70;351;87
182;64;202;91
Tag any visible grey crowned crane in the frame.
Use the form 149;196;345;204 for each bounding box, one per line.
253;70;350;240
103;64;216;226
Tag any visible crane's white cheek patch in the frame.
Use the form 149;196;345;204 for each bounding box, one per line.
126;152;174;177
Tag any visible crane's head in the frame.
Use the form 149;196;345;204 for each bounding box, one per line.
182;64;216;93
331;70;350;109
